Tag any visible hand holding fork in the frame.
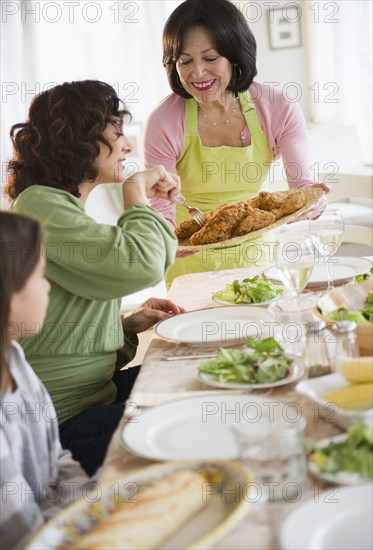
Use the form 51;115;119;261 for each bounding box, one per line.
175;194;207;227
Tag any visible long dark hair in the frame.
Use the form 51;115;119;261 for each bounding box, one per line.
6;80;131;199
0;211;43;392
163;0;257;99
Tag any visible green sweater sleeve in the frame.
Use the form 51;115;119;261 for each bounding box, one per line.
12;186;177;301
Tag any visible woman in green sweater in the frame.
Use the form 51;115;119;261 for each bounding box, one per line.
5;80;182;475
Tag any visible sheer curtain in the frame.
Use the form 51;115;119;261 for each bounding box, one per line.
0;0;182;203
306;0;372;164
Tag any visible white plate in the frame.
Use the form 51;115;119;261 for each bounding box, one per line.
198;363;304;390
155;306;272;344
266;256;372;287
27;461;252;550
295;373;373;429
280;484;373;550
211;286;285;307
308;434;372;485
122;394;290;461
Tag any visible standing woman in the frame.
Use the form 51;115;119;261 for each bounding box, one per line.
144;0;327;285
5;80;182;475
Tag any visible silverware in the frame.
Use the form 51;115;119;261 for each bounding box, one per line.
161;353;216;362
175;194;207;227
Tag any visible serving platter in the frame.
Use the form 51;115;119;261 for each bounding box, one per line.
27;461;252;550
177;187;324;252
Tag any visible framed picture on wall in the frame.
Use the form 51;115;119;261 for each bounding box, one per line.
268;5;302;50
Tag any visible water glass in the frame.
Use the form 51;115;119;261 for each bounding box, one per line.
268;292;318;356
274;236;315;301
309;209;345;289
232;411;307;503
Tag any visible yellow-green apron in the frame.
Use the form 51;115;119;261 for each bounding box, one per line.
166;91;274;286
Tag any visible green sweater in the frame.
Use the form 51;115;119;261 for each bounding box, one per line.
11;186;177;423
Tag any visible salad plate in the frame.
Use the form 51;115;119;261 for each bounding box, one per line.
266;256;372;288
27;461;252;550
211;295;281;306
308;431;372;485
280;484;373;550
211;275;284;307
198;363;304;390
211;286;285;306
154;306;272;345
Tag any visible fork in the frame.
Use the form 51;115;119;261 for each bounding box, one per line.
175;193;207;227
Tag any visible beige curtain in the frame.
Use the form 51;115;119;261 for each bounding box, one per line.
305;0;372;164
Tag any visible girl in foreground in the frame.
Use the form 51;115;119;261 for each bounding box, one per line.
0;211;89;549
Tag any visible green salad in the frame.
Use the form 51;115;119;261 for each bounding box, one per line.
309;424;373;479
212;275;283;305
353;267;373;283
198;337;293;384
326;289;373;324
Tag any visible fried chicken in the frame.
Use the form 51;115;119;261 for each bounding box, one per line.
189;201;251;245
174;189;307;245
247;192;269;209
175;206;226;242
251;208;276;231
233;208;276;236
175;217;202;242
257;189;306;219
271;189;306;219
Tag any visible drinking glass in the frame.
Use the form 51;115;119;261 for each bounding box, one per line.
274;235;315;303
309;209;345;289
232;411;307;503
268;292;318;357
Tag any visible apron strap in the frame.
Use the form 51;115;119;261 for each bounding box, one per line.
185;99;198;137
239;91;263;137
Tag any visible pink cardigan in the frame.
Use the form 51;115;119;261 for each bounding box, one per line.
144;81;316;226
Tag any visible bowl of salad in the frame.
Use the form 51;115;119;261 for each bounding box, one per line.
316;271;373;356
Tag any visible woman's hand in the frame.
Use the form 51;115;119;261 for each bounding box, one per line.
123;166;180;208
288;184;329;224
121;298;186;334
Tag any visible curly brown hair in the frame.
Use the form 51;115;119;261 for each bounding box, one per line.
6;80;131;199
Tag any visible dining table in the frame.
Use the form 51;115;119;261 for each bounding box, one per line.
98;264;356;550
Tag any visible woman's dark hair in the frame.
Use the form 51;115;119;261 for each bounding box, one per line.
0;211;43;392
163;0;257;99
6;80;131;199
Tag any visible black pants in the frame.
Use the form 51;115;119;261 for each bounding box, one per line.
59;366;140;477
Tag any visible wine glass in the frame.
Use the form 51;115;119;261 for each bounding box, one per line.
309;209;345;289
274;235;315;303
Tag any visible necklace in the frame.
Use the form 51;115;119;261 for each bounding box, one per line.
198;97;239;126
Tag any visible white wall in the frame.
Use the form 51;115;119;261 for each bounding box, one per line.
242;1;311;119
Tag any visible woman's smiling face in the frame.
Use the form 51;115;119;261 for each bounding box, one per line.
176;26;233;103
